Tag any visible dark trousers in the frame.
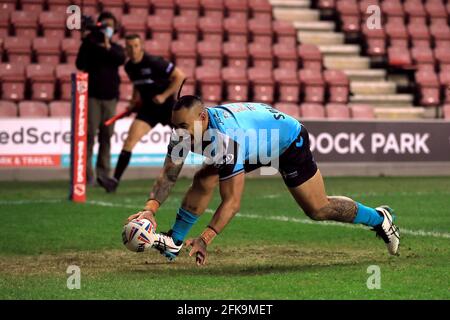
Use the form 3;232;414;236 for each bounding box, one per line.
87;98;117;182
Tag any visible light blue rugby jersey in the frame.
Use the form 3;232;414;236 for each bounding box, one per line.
204;102;302;180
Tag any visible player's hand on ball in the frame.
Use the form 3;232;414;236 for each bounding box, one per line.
186;237;208;266
125;210;157;230
152;94;166;105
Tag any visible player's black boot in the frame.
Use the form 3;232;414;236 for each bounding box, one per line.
97;176;119;193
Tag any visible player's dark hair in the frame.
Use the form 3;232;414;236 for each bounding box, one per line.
173;78;203;111
125;34;141;41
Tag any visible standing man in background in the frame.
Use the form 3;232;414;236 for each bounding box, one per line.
97;34;185;193
76;11;126;185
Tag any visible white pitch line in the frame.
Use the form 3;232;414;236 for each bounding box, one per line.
1;199;449;240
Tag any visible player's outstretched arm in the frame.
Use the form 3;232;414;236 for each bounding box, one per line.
186;172;245;266
126;155;184;226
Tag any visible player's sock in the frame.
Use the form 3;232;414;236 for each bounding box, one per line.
353;202;384;227
114;150;132;181
170;207;199;244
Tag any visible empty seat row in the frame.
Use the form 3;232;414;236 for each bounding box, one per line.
0;100;71;118
1;0;273;18
0;99;377;120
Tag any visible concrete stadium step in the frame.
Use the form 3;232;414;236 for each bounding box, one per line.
324;56;370;69
350;81;397;95
297;31;344;45
342;69;387;82
318;44;360;56
269;0;311;9
293;21;335;32
350;94;414;106
273;8;319;22
373;107;426;120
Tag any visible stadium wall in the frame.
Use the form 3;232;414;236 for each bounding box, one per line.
0;119;449;180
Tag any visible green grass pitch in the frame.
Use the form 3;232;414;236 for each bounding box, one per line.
0;176;449;299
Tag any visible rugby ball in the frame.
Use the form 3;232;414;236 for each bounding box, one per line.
122;219;156;252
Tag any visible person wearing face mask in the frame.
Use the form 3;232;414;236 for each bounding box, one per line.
76;11;126;185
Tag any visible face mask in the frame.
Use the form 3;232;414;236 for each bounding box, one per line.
104;26;114;39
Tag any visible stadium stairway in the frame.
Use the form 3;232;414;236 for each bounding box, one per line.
269;0;428;119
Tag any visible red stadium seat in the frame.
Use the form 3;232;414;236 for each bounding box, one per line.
11;11;38;39
222;67;249;102
26;64;56;102
198;42;223;68
318;0;336;11
337;0;360;36
224;18;249;43
249;0;272;21
273;43;298;69
300;103;325;119
225;0;249;20
248;67;274;104
443;104;450;120
0;2;15;14
324;70;349;104
381;0;404;17
147;15;173;43
56;64;77;101
49;101;71;117
223;42;248;68
201;0;225;19
198;16;223;44
0;63;25;101
0;100;18;117
4;37;31;64
19;101;49;118
0;11;10;38
430;23;450;43
273;68;300;104
179;66;196;96
144;40;171;60
411;47;435;70
298;44;323;70
425;0;448;21
359;0;379;17
361;23;386;56
33;38;61;65
350;104;375;119
274;102;299;118
21;0;44;13
415;70;441;106
438;70;450;102
385;21;409;48
176;0;200;18
126;0;149;16
171;40;197;70
249;18;273;45
408;22;430;48
62;38;81;64
404;0;427;23
39;11;66;39
152;0;175;19
299;69;325;104
249;42;273;68
121;15;147;40
273;21;297;47
173;15;198;42
388;46;413;68
196;67;222;104
325;103;350;119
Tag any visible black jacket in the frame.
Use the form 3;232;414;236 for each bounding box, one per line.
75;37;125;100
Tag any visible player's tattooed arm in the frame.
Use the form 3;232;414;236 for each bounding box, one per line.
148;155;184;205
